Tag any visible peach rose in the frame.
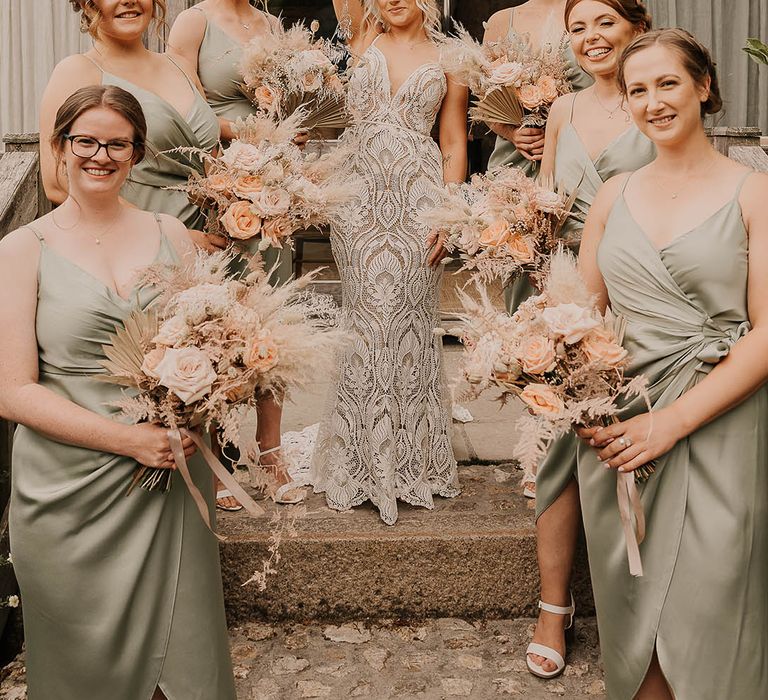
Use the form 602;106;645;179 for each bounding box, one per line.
479;219;510;247
233;175;264;201
328;74;345;93
520;383;565;417
141;346;167;379
302;71;323;92
581;327;628;367
542;303;600;344
153;315;188;347
505;233;536;264
262;216;294;246
225;377;257;402
489;61;525;86
256;187;291;217
536;74;560;103
221;201;263;240
245;330;279;372
253;85;278;109
519;336;557;375
155;347;217;404
206;172;234;193
519;83;544;110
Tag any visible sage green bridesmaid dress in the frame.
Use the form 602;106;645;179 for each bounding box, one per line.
86;54;220;230
192;6;288;282
536;94;656;518
9;219;236;700
578;171;767;699
489;8;593;314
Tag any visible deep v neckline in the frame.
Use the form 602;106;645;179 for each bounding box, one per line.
620;193;745;254
42;234;168;304
370;44;441;102
567;122;635;166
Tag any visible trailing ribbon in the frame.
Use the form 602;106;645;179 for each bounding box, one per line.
168;428;265;541
616;470;646;577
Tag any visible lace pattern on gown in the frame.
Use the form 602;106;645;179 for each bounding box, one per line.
310;45;460;524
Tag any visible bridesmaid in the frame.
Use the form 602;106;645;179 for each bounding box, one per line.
41;0;224;248
524;0;654;680
483;1;593;361
0;85;236;700
578;29;768;699
167;0;304;506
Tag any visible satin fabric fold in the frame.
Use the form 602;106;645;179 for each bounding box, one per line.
577;183;768;699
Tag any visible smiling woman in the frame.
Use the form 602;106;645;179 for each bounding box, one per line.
39;0;222;248
0;84;237;700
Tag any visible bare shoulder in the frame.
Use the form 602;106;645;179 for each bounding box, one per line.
46;53;101;93
171;6;207;34
156;214;196;258
739;170;768;227
592;172;632;214
0;225;44;276
483;9;511;43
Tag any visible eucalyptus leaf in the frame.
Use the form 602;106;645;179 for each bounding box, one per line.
744;38;768;66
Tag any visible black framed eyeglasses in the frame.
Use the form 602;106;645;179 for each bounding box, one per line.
64;134;140;162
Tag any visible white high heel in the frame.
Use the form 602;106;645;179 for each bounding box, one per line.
525;594;575;679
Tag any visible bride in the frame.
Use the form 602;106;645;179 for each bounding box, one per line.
310;0;468;525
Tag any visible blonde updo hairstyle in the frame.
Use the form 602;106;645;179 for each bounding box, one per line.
618;28;723;117
363;0;442;41
564;0;652;32
68;0;167;40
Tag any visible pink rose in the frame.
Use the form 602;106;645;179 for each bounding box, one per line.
536;74;560;103
581;327;628;367
254;85;278;109
155;347;217;405
255;187;291;217
221;201;263;240
489;61;525;86
244;330;279;372
534;187;565;214
206;172;234;194
301;71;323;93
505;233;536;264
479;219;510;247
519;336;557;375
233;175;264;201
520;383;565;417
542;303;600;344
519;83;544;110
221;141;263;170
262;216;294;246
141;346;167;379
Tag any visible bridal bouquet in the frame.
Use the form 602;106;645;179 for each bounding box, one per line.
99;250;345;520
454;250;650;574
184;114;357;250
441;26;571;127
240;20;349;131
418;166;574;286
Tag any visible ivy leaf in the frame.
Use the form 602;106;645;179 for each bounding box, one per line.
744;38;768;66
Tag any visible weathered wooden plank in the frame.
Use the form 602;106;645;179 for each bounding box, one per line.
707;126;762;156
729;145;768;172
0;152;39;240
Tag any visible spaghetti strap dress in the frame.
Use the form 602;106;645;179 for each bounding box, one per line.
535;94;655;518
85;54;220;230
578;171;768;699
9;217;236;700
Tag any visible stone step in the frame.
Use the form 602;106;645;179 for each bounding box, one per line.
218;464;593;626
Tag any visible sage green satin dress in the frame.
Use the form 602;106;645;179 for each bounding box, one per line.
89;55;220;230
10;222;236;700
578;172;767;699
490;9;593;313
536;97;656;518
193;7;287;282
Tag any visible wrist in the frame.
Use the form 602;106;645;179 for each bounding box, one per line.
661;403;695;440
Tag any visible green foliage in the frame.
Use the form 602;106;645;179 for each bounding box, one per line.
744;38;768;66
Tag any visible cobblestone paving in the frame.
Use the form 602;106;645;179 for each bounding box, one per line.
0;617;605;699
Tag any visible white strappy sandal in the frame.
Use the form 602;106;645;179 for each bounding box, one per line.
526;595;575;679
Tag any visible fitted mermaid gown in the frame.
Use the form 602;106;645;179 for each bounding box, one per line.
578;172;767;699
10;221;236;700
310;40;460;525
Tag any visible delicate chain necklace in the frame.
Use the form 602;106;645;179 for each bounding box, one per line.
220;0;259;31
51;205;122;245
650;154;719;200
593;89;630;122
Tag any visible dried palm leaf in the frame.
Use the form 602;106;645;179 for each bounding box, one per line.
98;308;159;385
470;85;524;126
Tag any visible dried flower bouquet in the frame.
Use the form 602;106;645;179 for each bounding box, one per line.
441;25;572;128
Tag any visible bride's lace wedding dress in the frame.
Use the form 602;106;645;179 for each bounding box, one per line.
310;39;460;525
